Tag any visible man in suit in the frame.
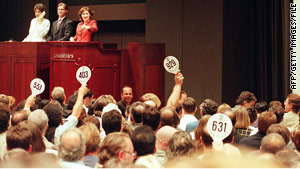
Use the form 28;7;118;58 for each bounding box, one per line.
47;2;74;41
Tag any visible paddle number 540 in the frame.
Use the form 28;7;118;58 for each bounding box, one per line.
212;121;227;133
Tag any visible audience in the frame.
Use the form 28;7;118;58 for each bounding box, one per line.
0;47;297;168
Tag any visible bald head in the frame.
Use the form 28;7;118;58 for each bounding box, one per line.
58;128;86;161
156;126;177;150
160;106;179;128
261;133;285;154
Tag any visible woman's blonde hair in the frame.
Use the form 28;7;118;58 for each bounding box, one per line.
234;107;250;128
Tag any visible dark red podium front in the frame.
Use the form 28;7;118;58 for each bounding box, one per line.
49;42;129;101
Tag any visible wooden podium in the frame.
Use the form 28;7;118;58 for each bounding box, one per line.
0;42;50;103
0;42;165;107
49;42;129;101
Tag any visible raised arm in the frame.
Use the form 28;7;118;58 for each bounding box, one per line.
71;84;88;119
166;70;184;109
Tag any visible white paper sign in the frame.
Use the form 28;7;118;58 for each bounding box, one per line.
76;66;91;85
30;78;45;96
163;56;179;74
206;113;233;143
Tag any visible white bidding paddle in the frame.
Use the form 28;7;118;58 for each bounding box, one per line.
206;113;233;150
30;78;45;96
76;66;92;85
163;56;179;74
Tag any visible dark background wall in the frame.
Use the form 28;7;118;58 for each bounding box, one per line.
0;0;289;110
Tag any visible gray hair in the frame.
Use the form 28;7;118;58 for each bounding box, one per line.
28;109;48;132
51;87;65;104
58;128;86;161
166;131;195;160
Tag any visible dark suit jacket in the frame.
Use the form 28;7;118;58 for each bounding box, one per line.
239;132;266;150
47;17;74;41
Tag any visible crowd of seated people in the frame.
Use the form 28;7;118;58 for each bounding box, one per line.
1;67;300;168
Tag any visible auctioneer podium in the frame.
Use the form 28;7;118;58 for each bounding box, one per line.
0;42;50;104
49;42;129;101
0;42;165;106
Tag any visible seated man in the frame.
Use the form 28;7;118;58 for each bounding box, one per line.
98;132;135;165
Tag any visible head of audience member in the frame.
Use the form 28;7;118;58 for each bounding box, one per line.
92;95;116;117
57;2;68;18
78;6;94;22
139;93;161;108
67;92;78;110
199;99;218;117
0;106;10;134
43;100;63;143
268;105;285;123
220;109;236;127
29;152;60;168
76;109;88;128
236;91;257;108
257;111;277;133
122;120;133;136
19;121;46;153
38;99;50;109
102;103;122;115
166;131;195;161
11;110;28;126
267;124;290;146
156;126;177;151
0;94;9;105
14;98;38;112
246;107;257;125
131;125;156;157
194;115;211;151
120;86;133;105
260;133;285;154
269;100;282;107
43;100;63;127
129;101;146;124
284;93;300;113
2;148;30;168
51;86;66;106
275;149;300;168
291;125;300;152
234;107;250;129
182;97;197;114
98;132;135;165
178;91;187;105
102;109;122;135
142;107;160;132
79;122;101;155
58;128;86;161
82;115;100;130
254;101;269;114
160;106;180;129
7;96;15;112
33;3;45;18
175;104;182;115
6;123;32;152
217;103;232;113
83;89;94;108
28;109;48;135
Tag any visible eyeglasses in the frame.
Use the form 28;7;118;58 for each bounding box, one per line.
123;151;137;158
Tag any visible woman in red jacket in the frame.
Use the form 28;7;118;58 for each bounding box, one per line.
70;7;98;42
